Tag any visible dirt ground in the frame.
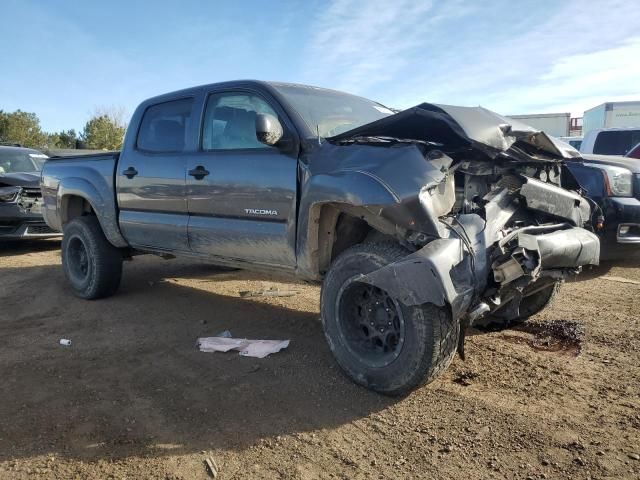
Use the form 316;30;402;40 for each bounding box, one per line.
0;240;638;480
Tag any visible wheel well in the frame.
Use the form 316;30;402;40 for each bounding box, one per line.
62;195;95;225
316;205;398;275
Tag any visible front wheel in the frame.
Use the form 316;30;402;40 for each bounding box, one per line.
62;216;123;299
321;243;459;396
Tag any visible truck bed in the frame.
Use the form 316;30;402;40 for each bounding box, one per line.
40;151;124;246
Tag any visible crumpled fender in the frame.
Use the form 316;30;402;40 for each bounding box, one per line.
359;238;475;321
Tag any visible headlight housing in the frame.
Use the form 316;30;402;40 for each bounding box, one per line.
0;186;21;202
585;163;633;197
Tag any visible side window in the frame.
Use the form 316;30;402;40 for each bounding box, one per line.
137;98;193;152
202;92;278;150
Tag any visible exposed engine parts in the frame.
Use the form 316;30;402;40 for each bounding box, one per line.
361;148;599;330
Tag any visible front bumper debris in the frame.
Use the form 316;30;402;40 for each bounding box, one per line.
0;195;61;240
360;178;600;323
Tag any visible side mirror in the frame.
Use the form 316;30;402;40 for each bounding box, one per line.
255;113;283;146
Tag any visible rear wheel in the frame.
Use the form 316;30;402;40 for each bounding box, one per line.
321;242;459;396
62;216;123;299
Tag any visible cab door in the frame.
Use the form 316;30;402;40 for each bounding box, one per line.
117;97;195;252
186;89;298;267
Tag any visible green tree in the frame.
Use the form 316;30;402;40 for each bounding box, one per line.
0;110;48;148
81;115;125;150
50;129;78;148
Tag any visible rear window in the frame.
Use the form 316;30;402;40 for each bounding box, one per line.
593;129;640;155
137;98;193;152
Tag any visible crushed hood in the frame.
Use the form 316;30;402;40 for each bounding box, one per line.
0;172;40;187
329;103;579;160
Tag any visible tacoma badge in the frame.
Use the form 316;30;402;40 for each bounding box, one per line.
244;208;279;216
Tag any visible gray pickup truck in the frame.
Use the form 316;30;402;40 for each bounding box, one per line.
41;80;600;395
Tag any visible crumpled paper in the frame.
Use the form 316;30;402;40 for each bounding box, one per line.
197;336;289;358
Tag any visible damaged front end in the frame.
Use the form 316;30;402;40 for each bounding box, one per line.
328;103;599;345
0;176;60;239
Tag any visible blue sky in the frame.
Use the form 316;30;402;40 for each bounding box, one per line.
2;0;639;132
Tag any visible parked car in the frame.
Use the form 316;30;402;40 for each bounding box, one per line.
580;127;640;156
0;145;61;240
559;135;583;150
41;81;600;395
566;153;640;260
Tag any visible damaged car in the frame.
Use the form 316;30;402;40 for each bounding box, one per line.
0;145;61;240
40;81;599;395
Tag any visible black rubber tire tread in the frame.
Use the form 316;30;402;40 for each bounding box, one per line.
485;281;562;328
515;281;562;321
321;242;459;396
62;216;123;299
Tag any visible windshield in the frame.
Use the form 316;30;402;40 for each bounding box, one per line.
593;129;640;155
0;150;48;174
273;84;394;138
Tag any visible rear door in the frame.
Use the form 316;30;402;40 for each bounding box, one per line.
117;97;195;252
186;89;298;267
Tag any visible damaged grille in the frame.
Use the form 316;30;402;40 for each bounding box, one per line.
20;187;43;199
16;187;44;214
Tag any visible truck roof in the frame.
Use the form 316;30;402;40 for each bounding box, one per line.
141;80;373;106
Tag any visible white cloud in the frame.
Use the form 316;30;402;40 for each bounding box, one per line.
385;0;640;116
497;37;640;116
301;0;437;91
302;0;640;119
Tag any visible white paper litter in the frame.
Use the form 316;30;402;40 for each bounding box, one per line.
197;337;250;352
197;336;289;358
239;340;290;359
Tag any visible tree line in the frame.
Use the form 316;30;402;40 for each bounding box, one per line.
0;108;127;151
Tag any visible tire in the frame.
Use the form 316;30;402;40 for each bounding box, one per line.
515;281;561;321
61;216;123;299
484;281;561;328
320;242;460;396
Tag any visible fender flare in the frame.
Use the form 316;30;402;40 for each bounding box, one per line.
57;177;128;248
296;170;401;279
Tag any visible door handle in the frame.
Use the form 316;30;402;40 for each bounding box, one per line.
122;167;138;179
188;165;210;180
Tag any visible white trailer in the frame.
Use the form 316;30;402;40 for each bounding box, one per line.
506;113;570;137
583;101;640;136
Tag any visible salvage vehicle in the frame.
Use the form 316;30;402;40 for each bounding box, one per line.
566;153;640;260
0;145;60;239
41;81;600;395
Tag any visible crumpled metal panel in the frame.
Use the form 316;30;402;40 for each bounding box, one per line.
359;238;475;320
519;176;591;226
329;103;573;160
522;227;600;268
